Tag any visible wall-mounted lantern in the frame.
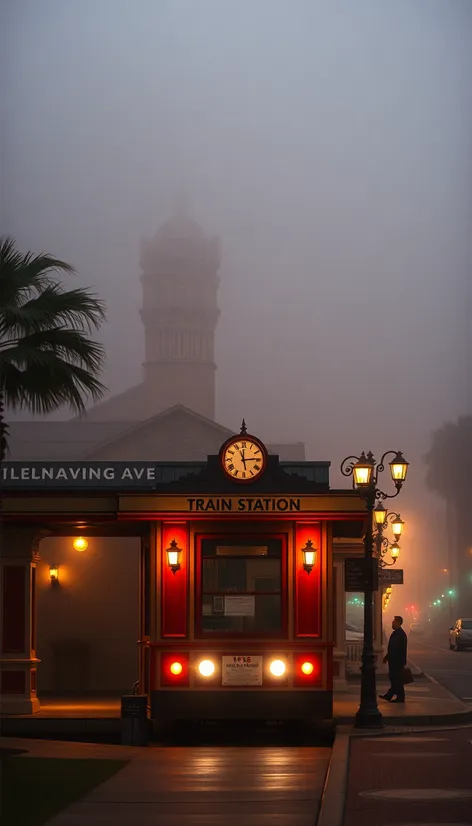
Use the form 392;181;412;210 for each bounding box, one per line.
302;539;317;574
73;537;88;552
166;539;182;574
49;564;59;586
391;516;405;541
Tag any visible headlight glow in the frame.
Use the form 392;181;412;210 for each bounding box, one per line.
269;659;286;677
198;659;215;677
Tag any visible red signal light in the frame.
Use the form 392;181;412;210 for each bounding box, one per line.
293;653;322;686
160;652;189;686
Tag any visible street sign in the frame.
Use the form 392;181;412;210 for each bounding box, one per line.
345;558;379;592
379;568;404;585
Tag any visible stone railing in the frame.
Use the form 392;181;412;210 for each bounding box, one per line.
346;642;363;662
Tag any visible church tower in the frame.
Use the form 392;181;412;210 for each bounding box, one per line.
139;208;220;420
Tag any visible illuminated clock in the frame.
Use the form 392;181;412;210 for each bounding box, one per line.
221;428;267;482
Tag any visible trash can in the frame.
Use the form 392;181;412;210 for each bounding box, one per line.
120;694;149;746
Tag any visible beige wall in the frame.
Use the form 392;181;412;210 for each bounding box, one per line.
36;536;140;694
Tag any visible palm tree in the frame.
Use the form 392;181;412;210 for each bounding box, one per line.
0;237;107;460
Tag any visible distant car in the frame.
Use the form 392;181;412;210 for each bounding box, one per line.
449;618;472;651
409;622;423;634
346;622;363;641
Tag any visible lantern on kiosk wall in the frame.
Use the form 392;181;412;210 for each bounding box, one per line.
301;539;317;574
166;539;182;574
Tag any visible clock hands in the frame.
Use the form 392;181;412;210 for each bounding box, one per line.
240;449;247;469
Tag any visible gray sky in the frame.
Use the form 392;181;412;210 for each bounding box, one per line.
2;0;471;609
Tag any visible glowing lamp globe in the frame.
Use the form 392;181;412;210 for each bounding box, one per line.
391;516;405;540
389;452;409;483
352;453;374;488
73;537;88;552
374;503;387;526
390;542;400;560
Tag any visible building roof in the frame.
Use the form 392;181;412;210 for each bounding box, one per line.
71;382;153;422
6;404;306;462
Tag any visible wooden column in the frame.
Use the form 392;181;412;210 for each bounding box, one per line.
138;529;152;696
332;559;347;685
0;525;45;714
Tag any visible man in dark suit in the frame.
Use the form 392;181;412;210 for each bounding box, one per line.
379;615;408;703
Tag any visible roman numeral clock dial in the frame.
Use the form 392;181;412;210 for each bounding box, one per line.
221;428;267;483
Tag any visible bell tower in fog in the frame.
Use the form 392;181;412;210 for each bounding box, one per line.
139;207;220;420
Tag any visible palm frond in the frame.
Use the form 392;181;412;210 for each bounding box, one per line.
1;237;76;306
0;284;106;339
0;237;107;418
2;359;106;414
1;329;105;374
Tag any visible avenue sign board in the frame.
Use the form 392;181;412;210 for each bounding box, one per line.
1;462;159;488
379;568;404;585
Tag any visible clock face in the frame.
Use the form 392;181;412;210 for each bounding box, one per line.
222;437;266;482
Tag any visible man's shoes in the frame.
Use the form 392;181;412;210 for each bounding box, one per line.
378;694;391;701
390;698;405;703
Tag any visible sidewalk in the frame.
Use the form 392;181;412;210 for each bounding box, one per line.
334;668;472;726
1;736;330;826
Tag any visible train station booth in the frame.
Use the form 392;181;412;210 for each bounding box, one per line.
1;426;368;725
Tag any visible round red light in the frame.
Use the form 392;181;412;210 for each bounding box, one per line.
301;661;314;675
170;661;183;675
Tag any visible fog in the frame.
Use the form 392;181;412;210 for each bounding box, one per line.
1;1;471;615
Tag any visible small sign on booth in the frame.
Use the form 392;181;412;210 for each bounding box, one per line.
222;655;263;685
224;595;255;616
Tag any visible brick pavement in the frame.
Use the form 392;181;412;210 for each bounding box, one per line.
343;727;472;825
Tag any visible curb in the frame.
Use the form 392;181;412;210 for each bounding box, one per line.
317;731;349;826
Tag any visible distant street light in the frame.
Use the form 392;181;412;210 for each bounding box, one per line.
341;449;409;729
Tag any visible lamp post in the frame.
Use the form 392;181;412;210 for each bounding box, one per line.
341;449;409;728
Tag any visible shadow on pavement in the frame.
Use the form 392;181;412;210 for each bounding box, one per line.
156;718;335;747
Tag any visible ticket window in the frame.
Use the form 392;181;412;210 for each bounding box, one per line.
198;537;285;636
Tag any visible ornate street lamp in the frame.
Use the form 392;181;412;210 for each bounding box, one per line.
374;510;405;568
341;449;409;728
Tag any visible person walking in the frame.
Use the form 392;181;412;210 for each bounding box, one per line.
379;615;408;703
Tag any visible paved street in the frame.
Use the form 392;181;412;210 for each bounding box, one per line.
343;726;472;826
409;636;472;703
